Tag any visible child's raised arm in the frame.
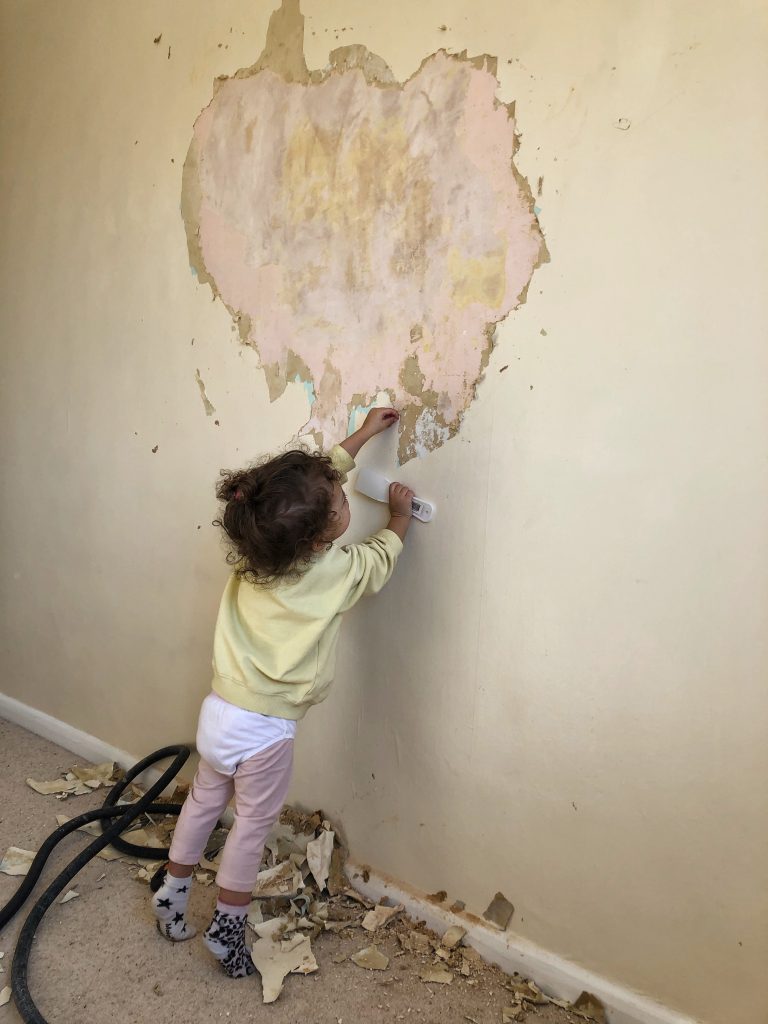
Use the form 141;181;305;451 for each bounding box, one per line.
336;404;414;540
339;407;400;459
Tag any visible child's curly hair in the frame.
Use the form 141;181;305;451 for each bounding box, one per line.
213;449;342;585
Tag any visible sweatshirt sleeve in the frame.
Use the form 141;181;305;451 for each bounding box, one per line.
338;529;404;611
329;444;355;484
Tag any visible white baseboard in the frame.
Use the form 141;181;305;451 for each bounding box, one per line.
343;865;701;1024
0;691;190;796
1;691;699;1024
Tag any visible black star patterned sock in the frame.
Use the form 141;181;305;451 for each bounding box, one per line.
151;866;197;941
203;902;254;978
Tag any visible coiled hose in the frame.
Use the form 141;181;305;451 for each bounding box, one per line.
0;744;192;1024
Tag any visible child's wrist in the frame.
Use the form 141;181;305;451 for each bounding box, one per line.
387;515;411;541
355;426;374;444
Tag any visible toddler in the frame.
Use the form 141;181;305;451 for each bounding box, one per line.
150;408;414;977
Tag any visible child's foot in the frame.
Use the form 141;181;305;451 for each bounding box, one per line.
203;902;254;978
151;864;197;941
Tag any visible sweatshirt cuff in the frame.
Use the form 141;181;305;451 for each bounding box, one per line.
376;527;404;556
330;444;356;480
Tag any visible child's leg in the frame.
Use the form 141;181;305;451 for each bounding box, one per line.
152;758;235;941
203;738;294;978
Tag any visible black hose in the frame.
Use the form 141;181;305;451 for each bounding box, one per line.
1;744;192;1024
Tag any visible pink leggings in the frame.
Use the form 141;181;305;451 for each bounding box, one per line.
168;738;294;892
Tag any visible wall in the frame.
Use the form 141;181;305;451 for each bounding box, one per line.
1;3;766;1022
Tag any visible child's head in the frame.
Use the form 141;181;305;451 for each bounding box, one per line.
214;449;351;584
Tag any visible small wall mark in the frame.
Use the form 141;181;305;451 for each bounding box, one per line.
195;369;216;416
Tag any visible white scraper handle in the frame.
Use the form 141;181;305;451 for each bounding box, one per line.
355;467;435;523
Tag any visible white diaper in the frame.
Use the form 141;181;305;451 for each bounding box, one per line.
195;692;297;776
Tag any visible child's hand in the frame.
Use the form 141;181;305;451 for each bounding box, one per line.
340;407;400;459
363;408;399;436
389;482;414;518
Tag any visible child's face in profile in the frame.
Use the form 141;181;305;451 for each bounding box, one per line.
324;481;351;542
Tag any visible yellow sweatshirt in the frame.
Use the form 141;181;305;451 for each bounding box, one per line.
210;446;403;720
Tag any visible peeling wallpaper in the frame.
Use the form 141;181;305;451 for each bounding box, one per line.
182;0;546;461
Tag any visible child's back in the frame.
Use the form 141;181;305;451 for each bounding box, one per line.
212;472;402;718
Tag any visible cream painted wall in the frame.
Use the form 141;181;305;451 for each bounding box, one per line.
1;2;766;1022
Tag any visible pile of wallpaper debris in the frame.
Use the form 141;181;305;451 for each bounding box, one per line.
25;761;120;797
4;760;607;1021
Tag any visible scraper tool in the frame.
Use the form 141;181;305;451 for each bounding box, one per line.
355;467;435;523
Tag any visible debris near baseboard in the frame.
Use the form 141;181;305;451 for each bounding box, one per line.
391;918;480;989
103;797;603;1018
0;846;35;876
362;902;403;931
440;924;466;949
251;860;302;898
280;806;322;835
341;887;373;909
503;976;608;1022
306;827;335;890
124;827;166;850
9;746;598;1021
351;945;389;971
502;1004;525;1022
179;807;356;1001
418;964;453;984
327;846;347;895
54;810;170;870
504;978;549;1005
116;782;149;805
398;929;432;955
571;991;608;1023
250;918;318;1003
0;985;11;1007
168;783;189;804
71;763;123;786
134;861;165;884
483;891;515;930
26;762;123;799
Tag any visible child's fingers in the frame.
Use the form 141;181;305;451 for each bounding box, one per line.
365;408;399;432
